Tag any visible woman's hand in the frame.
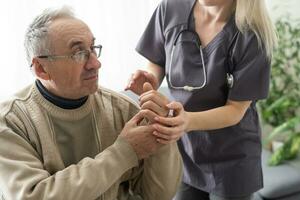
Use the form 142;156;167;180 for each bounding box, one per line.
140;91;189;144
125;70;159;95
152;101;189;144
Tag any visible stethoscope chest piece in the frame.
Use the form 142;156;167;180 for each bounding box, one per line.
226;73;234;89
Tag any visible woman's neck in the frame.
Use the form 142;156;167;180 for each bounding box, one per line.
197;0;234;23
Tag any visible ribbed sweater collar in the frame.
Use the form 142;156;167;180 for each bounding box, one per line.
36;80;88;109
32;83;93;121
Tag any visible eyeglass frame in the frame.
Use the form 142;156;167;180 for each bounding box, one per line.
31;44;102;67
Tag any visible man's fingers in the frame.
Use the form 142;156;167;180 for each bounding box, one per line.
139;92;169;109
144;72;158;87
132;70;145;80
141;100;168;117
124;73;134;90
130;111;148;125
143;82;153;93
141;109;160;123
131;109;160;125
135;124;156;133
156;137;173;145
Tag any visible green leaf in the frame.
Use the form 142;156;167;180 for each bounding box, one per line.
268;133;300;166
264;117;300;144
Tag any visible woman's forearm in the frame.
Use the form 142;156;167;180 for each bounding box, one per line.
146;62;165;87
186;100;251;132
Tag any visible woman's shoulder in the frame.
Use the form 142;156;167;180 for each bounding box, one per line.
158;0;195;33
234;29;264;58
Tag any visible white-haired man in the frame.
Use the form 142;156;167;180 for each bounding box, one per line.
0;7;182;200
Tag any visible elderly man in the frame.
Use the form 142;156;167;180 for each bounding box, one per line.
0;7;182;200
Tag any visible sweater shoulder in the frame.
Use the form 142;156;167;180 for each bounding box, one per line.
92;87;140;128
97;87;140;110
0;85;33;119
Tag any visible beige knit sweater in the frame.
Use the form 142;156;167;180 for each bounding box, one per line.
0;84;182;200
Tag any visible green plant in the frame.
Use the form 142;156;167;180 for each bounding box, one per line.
268;133;300;165
258;16;300;166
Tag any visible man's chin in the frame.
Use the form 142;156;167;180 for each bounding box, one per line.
86;83;99;95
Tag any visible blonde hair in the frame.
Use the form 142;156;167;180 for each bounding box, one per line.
235;0;277;59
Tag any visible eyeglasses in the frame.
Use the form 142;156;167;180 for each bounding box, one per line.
36;44;102;64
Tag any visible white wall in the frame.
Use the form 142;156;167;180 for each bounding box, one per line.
0;0;299;101
266;0;300;20
0;0;160;101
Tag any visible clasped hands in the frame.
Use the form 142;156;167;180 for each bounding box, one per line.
138;82;188;145
120;70;189;159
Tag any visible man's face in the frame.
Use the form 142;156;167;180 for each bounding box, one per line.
38;18;101;99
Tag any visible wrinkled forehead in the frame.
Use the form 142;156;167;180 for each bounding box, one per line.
48;18;94;51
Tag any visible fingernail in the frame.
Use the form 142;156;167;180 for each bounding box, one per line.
154;117;159;121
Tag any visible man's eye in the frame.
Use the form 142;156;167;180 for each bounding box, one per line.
73;46;85;53
76;51;85;55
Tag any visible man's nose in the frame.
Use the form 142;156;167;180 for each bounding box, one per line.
85;53;101;70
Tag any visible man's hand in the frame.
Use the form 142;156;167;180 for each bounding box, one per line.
139;82;170;122
119;110;162;159
125;70;159;95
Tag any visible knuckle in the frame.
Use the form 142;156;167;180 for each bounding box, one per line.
140;110;148;117
148;93;155;99
141;102;151;109
166;129;172;135
169;120;176;126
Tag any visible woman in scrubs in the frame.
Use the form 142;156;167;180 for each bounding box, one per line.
126;0;277;199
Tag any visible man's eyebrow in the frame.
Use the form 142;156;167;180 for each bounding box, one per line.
68;38;96;49
68;40;83;49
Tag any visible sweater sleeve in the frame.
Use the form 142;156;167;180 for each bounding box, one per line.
0;125;138;200
136;143;183;200
108;90;183;199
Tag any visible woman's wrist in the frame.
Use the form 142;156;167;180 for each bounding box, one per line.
185;112;194;132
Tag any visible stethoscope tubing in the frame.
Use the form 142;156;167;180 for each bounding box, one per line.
167;1;236;92
168;38;207;92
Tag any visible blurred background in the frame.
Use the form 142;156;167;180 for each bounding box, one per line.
0;0;298;101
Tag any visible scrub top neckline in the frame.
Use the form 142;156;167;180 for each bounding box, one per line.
190;2;235;55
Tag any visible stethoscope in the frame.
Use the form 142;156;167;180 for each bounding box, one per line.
167;6;236;92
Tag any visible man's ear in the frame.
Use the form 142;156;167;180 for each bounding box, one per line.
32;58;50;80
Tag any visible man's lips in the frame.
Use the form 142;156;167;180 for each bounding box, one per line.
83;74;98;80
